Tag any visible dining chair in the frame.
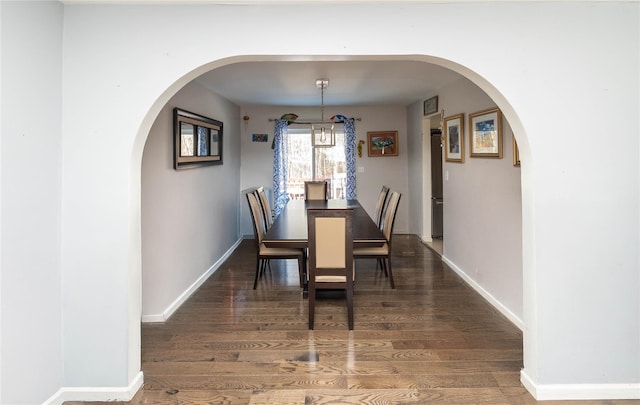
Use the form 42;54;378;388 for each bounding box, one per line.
307;208;355;330
374;185;390;229
246;191;305;289
255;186;273;231
304;181;328;201
354;191;401;289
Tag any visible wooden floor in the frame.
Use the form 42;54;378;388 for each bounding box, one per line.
70;235;638;405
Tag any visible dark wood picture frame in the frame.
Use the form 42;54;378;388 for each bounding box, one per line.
423;95;439;116
174;108;223;170
367;131;398;157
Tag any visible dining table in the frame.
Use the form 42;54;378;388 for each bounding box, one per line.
263;199;386;249
262;199;385;295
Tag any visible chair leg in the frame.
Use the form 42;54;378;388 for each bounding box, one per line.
346;287;354;330
297;255;305;288
380;258;388;277
308;284;315;330
253;259;261;289
386;257;395;289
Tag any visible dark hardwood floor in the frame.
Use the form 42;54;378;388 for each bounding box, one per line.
68;235;638;405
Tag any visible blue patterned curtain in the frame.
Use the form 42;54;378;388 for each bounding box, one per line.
343;118;357;200
272;119;290;217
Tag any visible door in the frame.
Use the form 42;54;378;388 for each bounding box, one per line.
430;129;443;238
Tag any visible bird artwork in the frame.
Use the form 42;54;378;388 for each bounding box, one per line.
280;113;298;125
330;114;348;122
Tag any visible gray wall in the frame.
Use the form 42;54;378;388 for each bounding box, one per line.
439;77;523;322
141;81;241;320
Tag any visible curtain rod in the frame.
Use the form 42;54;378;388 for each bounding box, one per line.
267;118;362;124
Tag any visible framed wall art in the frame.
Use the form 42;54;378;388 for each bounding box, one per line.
423;95;439;116
513;136;521;167
367;131;398;156
252;133;268;142
469;107;502;158
174;108;223;170
444;113;464;163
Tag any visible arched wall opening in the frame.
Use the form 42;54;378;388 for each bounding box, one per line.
134;53;533;388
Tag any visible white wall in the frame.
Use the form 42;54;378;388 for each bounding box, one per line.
239;105;410;235
0;2;64;404
141;80;241;320
0;1;637;403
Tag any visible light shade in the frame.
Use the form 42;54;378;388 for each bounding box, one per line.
311;123;335;147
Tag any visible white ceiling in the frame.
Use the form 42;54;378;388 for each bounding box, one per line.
195;60;463;107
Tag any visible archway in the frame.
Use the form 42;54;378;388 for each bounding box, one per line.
134;53;532;392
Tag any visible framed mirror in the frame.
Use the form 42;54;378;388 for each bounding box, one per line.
174;108;223;169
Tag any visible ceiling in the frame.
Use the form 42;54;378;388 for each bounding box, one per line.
194;60;463;107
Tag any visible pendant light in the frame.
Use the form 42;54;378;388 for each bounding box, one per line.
311;79;336;147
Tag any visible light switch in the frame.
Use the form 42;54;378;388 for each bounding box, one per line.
358;167;365;173
445;170;449;181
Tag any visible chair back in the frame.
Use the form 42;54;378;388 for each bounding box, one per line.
307;208;355;329
255;187;273;230
307;209;354;279
381;191;401;242
246;191;266;244
304;181;328;201
374;185;390;228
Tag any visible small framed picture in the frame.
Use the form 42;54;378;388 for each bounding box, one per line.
367;131;398;156
444;113;464;163
513;136;521;167
424;95;439;116
469;107;502;158
252;133;268;142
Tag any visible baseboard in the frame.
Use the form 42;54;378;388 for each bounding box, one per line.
441;255;524;331
141;237;243;323
43;371;143;405
521;369;640;400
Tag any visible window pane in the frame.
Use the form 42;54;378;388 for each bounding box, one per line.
285;130;312;200
315;132;346;199
285;128;346;200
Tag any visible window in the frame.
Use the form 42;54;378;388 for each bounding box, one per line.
285;127;347;200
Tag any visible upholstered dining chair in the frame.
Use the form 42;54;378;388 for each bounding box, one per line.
246;191;304;289
255;187;273;231
354;191;401;289
374;185;390;229
304;181;328;201
307;208;355;330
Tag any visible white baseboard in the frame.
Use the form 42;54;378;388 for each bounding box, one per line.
141;237;243;323
441;255;524;331
521;369;640;400
43;371;144;405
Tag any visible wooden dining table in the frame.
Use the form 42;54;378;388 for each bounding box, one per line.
262;199;385;295
262;199;386;249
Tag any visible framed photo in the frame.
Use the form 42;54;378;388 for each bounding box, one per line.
252;133;268;142
469;107;502;158
423;95;439;116
444;113;464;163
367;131;398;156
174;108;223;169
513;136;521;167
